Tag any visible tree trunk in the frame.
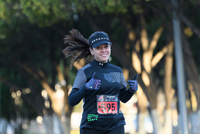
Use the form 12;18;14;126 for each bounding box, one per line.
151;109;163;134
59;115;71;134
0;118;8;133
163;41;174;134
138;112;148;134
164;110;172;134
182;34;200;110
53;114;63;134
182;34;200;133
137;87;148;134
43;115;54;134
190;110;200;133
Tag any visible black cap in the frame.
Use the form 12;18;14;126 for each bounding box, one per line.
88;31;112;48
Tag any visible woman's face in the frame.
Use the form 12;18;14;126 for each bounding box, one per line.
90;44;111;63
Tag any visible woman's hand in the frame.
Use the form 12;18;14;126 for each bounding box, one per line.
85;72;101;90
127;74;138;93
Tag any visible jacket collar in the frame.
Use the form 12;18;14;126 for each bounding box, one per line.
92;59;109;67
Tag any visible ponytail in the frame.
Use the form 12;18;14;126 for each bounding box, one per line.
63;29;93;68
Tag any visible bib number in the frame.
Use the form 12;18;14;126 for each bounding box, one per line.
97;95;118;114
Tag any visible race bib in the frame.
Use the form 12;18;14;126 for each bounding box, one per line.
97;95;118;114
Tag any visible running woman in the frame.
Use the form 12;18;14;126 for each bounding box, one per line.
63;29;138;134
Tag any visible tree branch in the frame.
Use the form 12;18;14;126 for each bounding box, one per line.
165;2;200;39
151;45;168;68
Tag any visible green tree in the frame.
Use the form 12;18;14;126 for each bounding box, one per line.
1;0;200;134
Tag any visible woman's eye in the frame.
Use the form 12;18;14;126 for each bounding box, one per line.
105;45;109;48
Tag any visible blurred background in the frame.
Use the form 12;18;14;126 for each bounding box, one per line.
0;0;200;134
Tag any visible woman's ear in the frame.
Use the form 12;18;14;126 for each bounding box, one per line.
89;47;93;55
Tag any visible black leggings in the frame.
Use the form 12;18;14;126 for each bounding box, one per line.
80;125;124;134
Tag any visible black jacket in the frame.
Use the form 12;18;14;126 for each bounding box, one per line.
68;59;135;131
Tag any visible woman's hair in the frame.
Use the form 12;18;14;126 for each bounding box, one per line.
63;29;93;68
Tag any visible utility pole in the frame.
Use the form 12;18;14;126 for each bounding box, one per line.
172;0;189;134
0;71;1;119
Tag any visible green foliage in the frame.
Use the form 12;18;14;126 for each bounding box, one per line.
190;0;200;5
0;0;200;128
69;0;129;14
0;0;70;26
91;0;128;13
19;0;69;26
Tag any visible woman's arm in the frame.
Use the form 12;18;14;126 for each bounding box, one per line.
119;88;135;103
118;70;137;103
68;86;86;107
68;70;101;106
68;69;87;107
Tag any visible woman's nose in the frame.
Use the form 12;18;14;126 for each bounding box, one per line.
101;47;106;52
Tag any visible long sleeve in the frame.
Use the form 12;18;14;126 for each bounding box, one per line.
118;69;135;103
68;86;86;107
119;87;135;103
68;69;87;107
